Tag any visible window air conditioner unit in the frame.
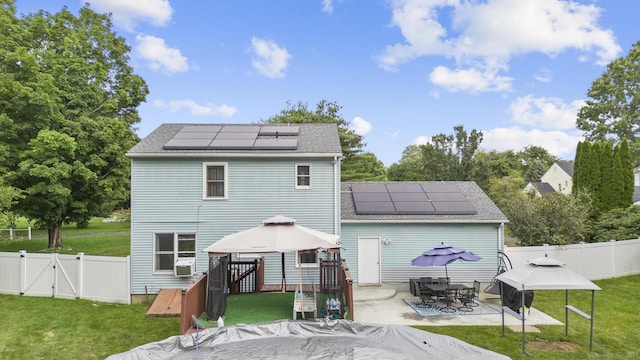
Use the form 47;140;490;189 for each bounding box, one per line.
174;259;195;277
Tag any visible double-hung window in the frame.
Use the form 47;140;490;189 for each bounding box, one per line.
203;162;227;199
295;164;311;189
154;233;196;272
296;249;319;268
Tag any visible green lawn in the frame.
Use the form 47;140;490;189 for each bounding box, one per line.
1;221;638;359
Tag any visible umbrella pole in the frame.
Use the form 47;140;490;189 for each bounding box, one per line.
298;255;304;320
281;253;286;292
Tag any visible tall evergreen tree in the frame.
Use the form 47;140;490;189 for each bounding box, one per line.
611;145;625;209
572;141;583;193
599;142;615;212
619;138;634;207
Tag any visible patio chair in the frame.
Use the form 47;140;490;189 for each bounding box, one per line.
437;277;450;285
457;288;475;312
417;278;438;306
439;288;458;313
470;280;481;307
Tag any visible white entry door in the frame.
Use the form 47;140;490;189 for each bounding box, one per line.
357;236;381;285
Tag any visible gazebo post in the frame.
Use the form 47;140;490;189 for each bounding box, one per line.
565;290;569;336
589;290;595;351
521;290;526;355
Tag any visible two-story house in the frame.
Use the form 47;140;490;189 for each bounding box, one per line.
524;160;574;196
126;123;342;300
127;123;509;301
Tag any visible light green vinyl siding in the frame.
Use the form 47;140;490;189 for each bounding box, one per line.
340;222;503;284
130;157;339;294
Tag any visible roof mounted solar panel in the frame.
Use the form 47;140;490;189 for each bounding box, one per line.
421;184;459;193
353;201;396;215
181;125;222;133
259;126;299;136
393;201;436;214
253;139;298;150
427;192;469;202
389;192;428;202
352;191;392;202
351;183;388;193
219;125;262;133
431;201;477;214
386;183;423;193
209;139;256;149
163;138;214;149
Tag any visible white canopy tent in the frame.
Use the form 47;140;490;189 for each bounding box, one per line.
202;215;341;319
496;256;601;354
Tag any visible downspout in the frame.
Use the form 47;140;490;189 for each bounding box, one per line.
334;156;341;236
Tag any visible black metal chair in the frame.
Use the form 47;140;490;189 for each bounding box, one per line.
439;288;458;313
417;277;438;306
457;288;475;312
470;280;481;307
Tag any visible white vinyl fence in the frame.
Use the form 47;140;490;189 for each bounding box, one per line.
0;251;130;304
504;238;640;280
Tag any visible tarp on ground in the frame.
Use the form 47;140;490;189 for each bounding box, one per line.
107;319;510;360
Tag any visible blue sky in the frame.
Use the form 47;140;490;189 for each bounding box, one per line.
15;0;639;166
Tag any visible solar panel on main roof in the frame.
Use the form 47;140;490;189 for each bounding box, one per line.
162;124;299;150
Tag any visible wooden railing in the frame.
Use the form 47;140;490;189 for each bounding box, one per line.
229;258;263;293
179;272;208;335
341;259;354;320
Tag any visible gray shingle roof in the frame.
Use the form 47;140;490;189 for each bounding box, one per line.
530;182;556;195
557;160;574;176
127;123;342;157
341;181;508;223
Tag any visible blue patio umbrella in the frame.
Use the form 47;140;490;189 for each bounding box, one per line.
411;243;481;279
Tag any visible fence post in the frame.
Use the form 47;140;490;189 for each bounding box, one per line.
76;253;84;299
28;227;31;240
9;227;13;240
19;250;27;295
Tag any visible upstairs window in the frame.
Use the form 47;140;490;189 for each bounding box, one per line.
203;163;227;199
295;164;311;189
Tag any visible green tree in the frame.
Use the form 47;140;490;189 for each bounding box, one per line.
619;138;634;207
577;40;640;161
387;145;425;181
591;206;640;242
0;177;23;226
265;100;364;160
599;141;615;212
341;152;387;182
518;145;558;175
502;192;591;246
524;159;546;183
0;3;148;248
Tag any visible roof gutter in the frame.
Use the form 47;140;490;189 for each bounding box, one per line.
126;152;343;158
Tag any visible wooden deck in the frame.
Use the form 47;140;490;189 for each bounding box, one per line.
146;288;182;317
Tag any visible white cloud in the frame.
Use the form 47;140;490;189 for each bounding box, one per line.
378;0;621;92
135;35;188;74
429;65;512;92
351;117;372;135
322;0;334;13
153;99;237;116
482;126;583;159
87;0;173;31
250;37;292;78
413;135;430;145
508;95;584;130
534;68;552;83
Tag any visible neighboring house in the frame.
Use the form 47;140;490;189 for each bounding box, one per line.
541;160;574;195
127;123;508;300
340;182;508;285
523;182;556;197
126;123;342;300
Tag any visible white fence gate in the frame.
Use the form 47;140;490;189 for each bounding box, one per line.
504;238;640;280
0;251;130;304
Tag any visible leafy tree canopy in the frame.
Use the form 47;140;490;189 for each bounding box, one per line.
0;2;148;247
264;100;365;159
577;40;640;163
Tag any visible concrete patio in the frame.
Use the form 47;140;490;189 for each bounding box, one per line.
352;282;562;330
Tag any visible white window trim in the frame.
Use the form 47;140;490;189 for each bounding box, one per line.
203;162;228;200
153;232;197;274
295;249;319;268
295;163;312;189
